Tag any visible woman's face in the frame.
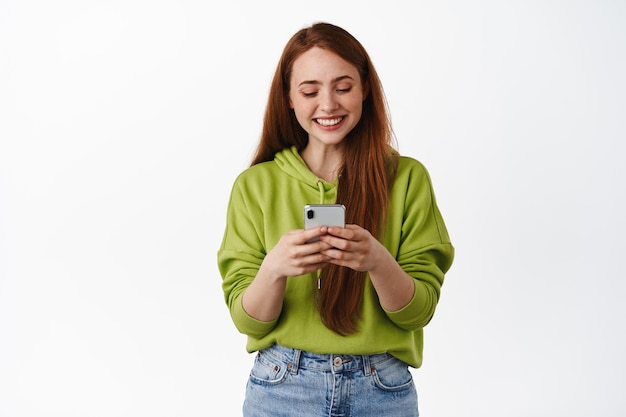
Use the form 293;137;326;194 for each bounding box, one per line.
289;47;365;151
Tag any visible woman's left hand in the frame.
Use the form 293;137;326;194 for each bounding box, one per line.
320;224;415;311
318;224;383;273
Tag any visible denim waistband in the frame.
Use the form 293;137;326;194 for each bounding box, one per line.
259;344;395;376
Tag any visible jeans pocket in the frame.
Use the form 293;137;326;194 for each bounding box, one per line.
248;351;289;386
371;357;415;392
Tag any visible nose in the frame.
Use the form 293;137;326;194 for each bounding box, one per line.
319;90;339;112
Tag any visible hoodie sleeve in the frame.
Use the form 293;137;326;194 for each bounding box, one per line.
382;159;454;330
217;173;279;338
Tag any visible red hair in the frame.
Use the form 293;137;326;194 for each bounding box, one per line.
252;22;398;334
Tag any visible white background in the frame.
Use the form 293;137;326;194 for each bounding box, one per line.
1;1;624;416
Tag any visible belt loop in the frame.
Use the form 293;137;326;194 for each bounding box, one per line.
363;355;372;376
288;348;302;375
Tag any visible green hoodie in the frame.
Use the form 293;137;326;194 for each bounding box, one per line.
218;146;454;368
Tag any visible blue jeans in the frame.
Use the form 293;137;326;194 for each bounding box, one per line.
243;344;419;417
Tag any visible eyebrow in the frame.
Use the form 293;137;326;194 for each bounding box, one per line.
298;75;355;87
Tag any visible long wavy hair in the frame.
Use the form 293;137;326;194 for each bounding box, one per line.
251;22;398;334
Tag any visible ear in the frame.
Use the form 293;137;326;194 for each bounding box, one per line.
362;81;370;101
287;91;294;108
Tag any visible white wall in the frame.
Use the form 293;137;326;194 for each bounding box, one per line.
1;1;624;416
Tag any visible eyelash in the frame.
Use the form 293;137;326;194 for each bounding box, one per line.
301;88;352;98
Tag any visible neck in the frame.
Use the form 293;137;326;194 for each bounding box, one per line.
300;145;343;182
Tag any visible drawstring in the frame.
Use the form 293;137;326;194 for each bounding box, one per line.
316;179;325;204
316;179;325;289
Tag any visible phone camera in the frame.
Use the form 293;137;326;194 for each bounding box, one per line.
307;209;314;219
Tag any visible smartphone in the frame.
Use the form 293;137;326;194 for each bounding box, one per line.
304;204;345;242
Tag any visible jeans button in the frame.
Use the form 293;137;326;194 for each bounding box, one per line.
333;357;342;367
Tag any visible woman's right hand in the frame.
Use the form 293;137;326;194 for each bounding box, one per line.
241;226;332;321
261;226;333;280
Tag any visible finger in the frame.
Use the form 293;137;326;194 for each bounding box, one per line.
301;226;329;243
294;253;331;273
326;224;361;240
319;234;350;251
300;240;334;256
321;247;347;259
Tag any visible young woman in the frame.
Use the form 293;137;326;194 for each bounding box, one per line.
218;22;454;417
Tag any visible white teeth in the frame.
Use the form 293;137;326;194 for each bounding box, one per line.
316;117;343;126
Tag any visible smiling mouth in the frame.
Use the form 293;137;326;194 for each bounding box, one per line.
315;117;344;127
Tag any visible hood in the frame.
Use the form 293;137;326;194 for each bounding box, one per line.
274;146;339;204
